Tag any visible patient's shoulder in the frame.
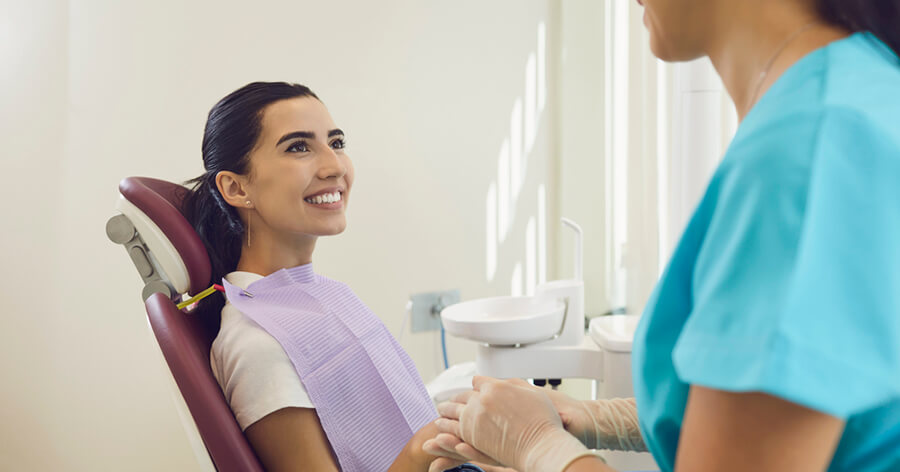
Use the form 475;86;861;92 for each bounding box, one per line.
213;302;286;367
211;302;314;430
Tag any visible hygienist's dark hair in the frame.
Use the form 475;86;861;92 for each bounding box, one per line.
183;81;319;313
817;0;900;57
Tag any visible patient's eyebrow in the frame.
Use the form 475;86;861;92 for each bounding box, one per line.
276;129;345;147
277;131;315;146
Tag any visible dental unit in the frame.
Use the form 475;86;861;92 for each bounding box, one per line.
438;219;658;471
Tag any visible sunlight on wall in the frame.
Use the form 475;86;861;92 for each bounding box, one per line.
525;54;537;154
511;262;524;296
510;97;524;212
537;184;547;285
526;216;537;295
486;182;498;280
497;138;511;244
485;22;549;295
537;22;546;111
604;0;630;308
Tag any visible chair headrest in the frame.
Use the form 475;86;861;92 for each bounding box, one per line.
118;177;212;295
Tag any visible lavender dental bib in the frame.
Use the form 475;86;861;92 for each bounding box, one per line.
222;264;437;471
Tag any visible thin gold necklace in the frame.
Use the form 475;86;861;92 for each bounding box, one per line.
747;21;818;111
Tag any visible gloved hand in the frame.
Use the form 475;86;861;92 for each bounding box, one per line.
502;379;647;452
429;376;600;472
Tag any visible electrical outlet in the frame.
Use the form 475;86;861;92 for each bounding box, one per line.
409;289;460;333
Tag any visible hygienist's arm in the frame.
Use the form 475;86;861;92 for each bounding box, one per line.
567;386;844;472
673;386;844;471
245;406;442;472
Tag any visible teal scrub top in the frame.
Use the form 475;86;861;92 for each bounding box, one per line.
633;32;900;472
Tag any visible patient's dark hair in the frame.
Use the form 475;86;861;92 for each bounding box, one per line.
183;81;319;313
817;0;900;56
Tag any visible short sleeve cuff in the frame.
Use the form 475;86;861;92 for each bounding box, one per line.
673;331;900;419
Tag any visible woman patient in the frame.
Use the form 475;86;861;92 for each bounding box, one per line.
183;82;500;472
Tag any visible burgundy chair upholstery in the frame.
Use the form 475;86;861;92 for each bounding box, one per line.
119;177;211;295
119;177;264;472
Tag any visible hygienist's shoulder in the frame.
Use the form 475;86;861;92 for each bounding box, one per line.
823;32;900;134
725;33;900;173
725;89;898;191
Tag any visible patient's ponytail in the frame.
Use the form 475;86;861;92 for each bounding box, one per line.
817;0;900;57
183;81;319;314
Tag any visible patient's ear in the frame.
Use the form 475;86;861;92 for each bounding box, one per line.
216;171;251;209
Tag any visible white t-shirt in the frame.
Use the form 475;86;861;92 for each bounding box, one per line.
210;271;314;431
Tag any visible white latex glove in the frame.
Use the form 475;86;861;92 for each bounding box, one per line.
503;379;647;452
433;376;601;472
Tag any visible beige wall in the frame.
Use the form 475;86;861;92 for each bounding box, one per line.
2;0;71;469
2;0;560;469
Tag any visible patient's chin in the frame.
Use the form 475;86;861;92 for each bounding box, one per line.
316;219;347;236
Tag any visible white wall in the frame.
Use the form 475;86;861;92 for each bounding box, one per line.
659;58;737;265
1;1;69;469
2;0;559;470
555;0;608;316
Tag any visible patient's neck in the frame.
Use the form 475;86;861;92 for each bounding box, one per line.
235;230;317;277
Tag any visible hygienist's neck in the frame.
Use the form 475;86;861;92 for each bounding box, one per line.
704;1;848;121
235;232;316;277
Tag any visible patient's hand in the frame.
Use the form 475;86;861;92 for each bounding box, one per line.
397;420;468;471
424;432;518;472
404;420;442;470
413;421;518;472
472;465;518;472
429;457;518;472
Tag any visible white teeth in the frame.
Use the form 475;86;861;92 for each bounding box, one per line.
306;191;342;205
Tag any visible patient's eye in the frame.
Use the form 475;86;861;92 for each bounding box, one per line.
286;140;309;153
330;138;346;150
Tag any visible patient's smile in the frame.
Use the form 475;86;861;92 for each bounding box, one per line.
304;190;343;207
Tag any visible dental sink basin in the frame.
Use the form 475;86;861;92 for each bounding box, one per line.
440;296;566;345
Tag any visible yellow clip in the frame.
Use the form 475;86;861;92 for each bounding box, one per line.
176;285;219;310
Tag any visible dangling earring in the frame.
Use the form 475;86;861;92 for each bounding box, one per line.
245;200;252;248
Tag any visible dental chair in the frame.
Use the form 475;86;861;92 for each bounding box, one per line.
106;177;264;472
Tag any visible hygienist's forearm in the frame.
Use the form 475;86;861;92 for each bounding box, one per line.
528;383;645;452
577;398;647;452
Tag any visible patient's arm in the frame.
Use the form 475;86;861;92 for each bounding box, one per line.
245;407;340;472
245;406;441;472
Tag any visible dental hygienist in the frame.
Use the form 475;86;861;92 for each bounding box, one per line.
425;0;900;471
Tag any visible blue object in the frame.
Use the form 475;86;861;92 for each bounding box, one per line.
446;465;485;472
440;323;450;370
633;32;900;472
